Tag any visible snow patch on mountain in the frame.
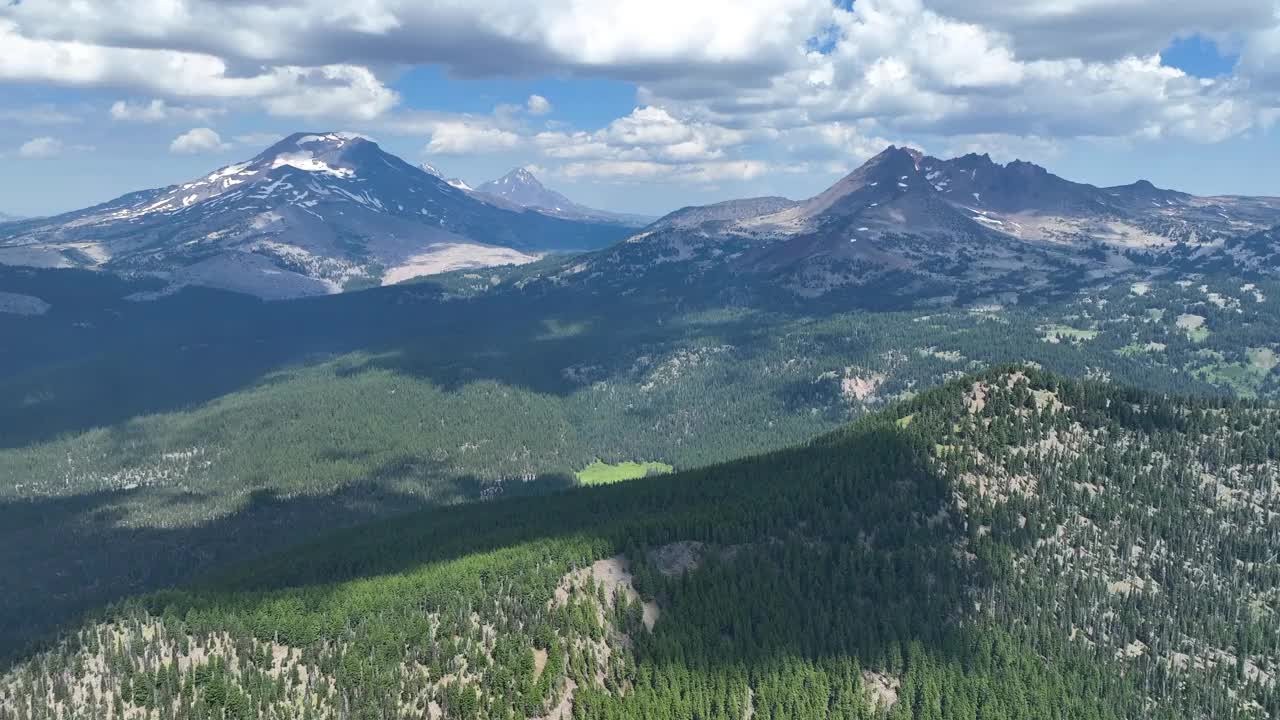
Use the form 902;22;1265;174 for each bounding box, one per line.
420;162;473;192
270;152;355;178
0;291;51;315
382;243;541;285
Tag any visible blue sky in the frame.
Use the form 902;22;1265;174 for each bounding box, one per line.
1161;35;1241;77
1;1;1279;218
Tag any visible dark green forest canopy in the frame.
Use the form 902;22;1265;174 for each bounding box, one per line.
3;368;1278;719
1;265;1278;665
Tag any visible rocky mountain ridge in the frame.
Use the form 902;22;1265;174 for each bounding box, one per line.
534;145;1280;307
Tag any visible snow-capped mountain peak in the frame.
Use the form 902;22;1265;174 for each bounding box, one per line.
478;168;560;206
473;168;652;226
505;167;538;184
0;132;635;299
250;132;374;177
419;161;473;192
94;132;392;226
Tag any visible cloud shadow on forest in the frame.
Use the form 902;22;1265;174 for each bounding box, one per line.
0;269;822;449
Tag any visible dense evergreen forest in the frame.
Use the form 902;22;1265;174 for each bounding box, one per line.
1;265;1278;659
2;368;1276;719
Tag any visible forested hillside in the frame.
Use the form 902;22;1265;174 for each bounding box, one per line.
2;265;1278;657
3;369;1276;719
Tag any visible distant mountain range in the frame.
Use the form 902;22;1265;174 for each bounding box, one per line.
422;163;653;227
2;139;1277;304
0;212;23;223
0;133;636;299
531;146;1280;307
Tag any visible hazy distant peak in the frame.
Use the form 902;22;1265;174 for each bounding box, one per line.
474;167;651;226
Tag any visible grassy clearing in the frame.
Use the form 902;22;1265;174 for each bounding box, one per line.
1193;349;1276;398
1195;363;1261;398
576;460;674;486
1118;342;1166;357
1041;325;1099;344
1248;347;1278;373
1176;314;1210;342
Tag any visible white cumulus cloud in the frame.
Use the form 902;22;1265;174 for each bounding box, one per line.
0;105;81;125
0;0;828;82
424;121;520;155
169;127;230;154
0;19;398;121
527;95;552;115
926;1;1273;61
638;0;1276;147
18;137;64;158
1;0;1279;185
531;106;767;184
110;99;221;123
538;107;747;162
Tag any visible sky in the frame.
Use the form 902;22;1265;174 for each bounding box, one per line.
2;0;1280;218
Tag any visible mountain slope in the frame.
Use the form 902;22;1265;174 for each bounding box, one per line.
916;151;1280;249
547;147;1093;307
0;133;635;298
645;196;798;232
418;162;476;192
5;258;1278;661
1104;178;1193;207
475;167;653;227
1195;224;1280;276
523;146;1280;307
4;369;1276;719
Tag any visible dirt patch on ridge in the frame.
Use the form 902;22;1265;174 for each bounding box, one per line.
554;555;660;631
649;541;706;577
